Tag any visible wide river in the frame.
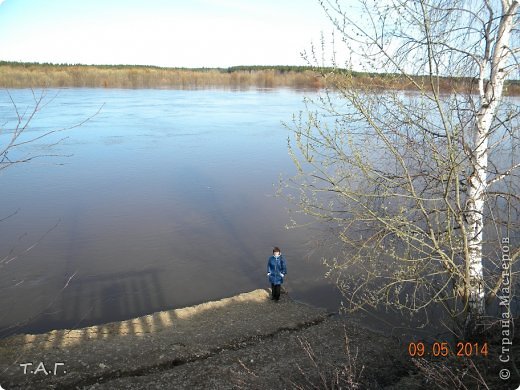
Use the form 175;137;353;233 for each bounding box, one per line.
0;88;343;337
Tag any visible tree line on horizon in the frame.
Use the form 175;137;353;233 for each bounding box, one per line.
1;61;518;93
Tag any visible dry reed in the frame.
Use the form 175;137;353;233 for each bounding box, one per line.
0;64;324;90
0;63;518;95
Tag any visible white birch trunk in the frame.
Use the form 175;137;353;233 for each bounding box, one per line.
466;0;519;321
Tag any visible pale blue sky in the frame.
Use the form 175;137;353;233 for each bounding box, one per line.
0;0;337;67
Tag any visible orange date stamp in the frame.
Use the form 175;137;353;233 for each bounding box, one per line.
407;341;488;357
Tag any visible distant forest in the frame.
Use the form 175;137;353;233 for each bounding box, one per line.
1;61;519;94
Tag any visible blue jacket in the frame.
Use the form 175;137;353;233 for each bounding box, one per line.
267;255;287;285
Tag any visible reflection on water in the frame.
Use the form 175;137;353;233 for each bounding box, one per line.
0;88;339;337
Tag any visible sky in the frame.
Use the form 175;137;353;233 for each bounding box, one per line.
0;0;337;68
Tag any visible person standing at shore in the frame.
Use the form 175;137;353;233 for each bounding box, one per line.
267;247;287;301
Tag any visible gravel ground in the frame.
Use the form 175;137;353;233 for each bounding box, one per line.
81;314;411;390
0;289;331;389
7;288;514;389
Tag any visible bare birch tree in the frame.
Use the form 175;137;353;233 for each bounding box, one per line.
285;0;520;334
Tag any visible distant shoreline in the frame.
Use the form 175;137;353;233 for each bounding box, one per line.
0;62;325;90
1;61;519;95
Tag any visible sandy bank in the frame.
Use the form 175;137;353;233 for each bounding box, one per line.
0;289;331;389
0;289;423;389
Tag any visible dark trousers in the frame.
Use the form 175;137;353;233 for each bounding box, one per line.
271;283;281;301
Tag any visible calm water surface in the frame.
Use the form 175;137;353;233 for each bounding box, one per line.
0;88;342;337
